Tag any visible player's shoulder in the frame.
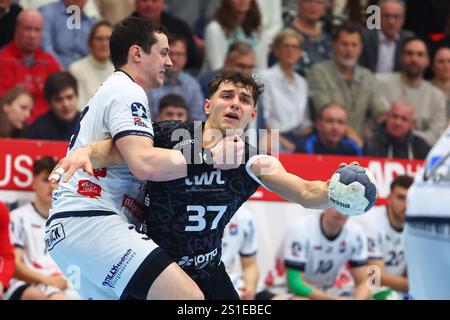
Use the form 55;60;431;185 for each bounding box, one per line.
344;218;367;238
9;203;33;220
288;214;317;237
234;206;255;224
100;71;147;101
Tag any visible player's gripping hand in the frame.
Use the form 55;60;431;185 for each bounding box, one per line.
49;146;94;184
211;134;245;170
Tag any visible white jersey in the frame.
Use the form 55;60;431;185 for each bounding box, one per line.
222;206;257;271
407;127;450;219
353;206;406;276
283;214;368;291
51;71;154;222
9;203;62;277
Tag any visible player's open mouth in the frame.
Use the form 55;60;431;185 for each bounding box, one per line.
224;112;240;120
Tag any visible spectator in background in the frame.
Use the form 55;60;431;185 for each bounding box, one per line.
359;0;414;74
40;0;97;68
260;28;311;153
353;175;413;300
283;208;370;300
69;21;114;111
307;23;386;145
377;37;446;145
431;46;450;124
0;0;22;49
296;102;362;156
4;157;75;300
222;206;259;300
0;87;33;138
0;9;60;123
19;0;100;18
132;0;201;71
203;0;261;72
198;41;255;98
148;34;205;121
156;94;189;121
286;0;332;76
0;201;14;300
27;72;80;141
95;0;135;25
364;100;430;160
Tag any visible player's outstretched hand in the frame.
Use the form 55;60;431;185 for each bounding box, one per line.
49;146;94;184
211;134;245;170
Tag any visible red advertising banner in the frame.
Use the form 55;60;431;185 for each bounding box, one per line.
0;139;424;204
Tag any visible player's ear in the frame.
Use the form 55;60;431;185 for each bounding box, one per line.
204;99;211;115
129;45;141;63
250;106;257;121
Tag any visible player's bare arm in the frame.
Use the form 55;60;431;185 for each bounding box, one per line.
368;259;408;292
350;265;371;300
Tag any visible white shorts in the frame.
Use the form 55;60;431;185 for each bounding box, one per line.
45;212;172;300
405;219;450;300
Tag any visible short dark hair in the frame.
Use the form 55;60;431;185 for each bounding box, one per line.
400;36;429;56
207;69;264;106
332;22;363;42
168;34;188;51
44;71;78;103
33;157;57;176
109;16;168;69
390;175;414;192
317;102;347;119
158;94;188;113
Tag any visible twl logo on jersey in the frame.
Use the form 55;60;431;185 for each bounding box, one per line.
185;169;226;188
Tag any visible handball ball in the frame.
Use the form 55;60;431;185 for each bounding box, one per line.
328;165;378;216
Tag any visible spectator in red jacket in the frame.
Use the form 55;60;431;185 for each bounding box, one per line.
0;201;14;299
0;9;61;123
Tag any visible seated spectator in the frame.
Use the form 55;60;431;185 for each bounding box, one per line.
132;0;201;71
222;206;259;300
0;9;61;123
148;34;205;121
198;41;255;98
260;28;311;153
4;157;76;300
95;0;135;25
203;0;261;72
284;208;370;300
156;94;189;122
284;0;332;76
0;0;22;49
377;37;446;145
364;100;430;160
353;175;413;300
307;22;386;145
296;102;362;156
431;46;450;124
27;72;80;141
0;87;33;138
40;0;97;68
0;201;14;300
69;20;114;111
359;0;414;74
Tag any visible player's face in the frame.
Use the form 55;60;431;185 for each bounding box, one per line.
141;32;172;89
325;208;348;229
33;171;55;207
388;186;408;224
157;106;188;121
204;82;257;133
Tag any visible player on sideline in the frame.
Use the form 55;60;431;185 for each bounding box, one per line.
50;70;362;299
45;17;244;300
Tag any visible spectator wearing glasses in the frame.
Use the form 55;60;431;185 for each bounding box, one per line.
69;21;114;111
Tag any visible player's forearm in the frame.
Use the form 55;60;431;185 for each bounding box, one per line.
14;261;48;285
381;273;408;292
87;139;124;167
307;287;340;300
298;180;332;209
242;264;259;293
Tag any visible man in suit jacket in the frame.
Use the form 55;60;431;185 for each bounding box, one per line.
359;0;414;74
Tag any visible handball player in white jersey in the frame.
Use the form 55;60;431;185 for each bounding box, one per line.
45;17;242;300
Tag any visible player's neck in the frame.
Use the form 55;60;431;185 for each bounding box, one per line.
203;120;222;148
321;215;342;240
33;200;50;219
387;206;404;231
118;66;150;91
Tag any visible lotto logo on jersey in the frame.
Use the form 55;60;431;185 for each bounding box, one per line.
131;102;148;119
45;223;65;251
177;248;218;269
77;180;102;198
